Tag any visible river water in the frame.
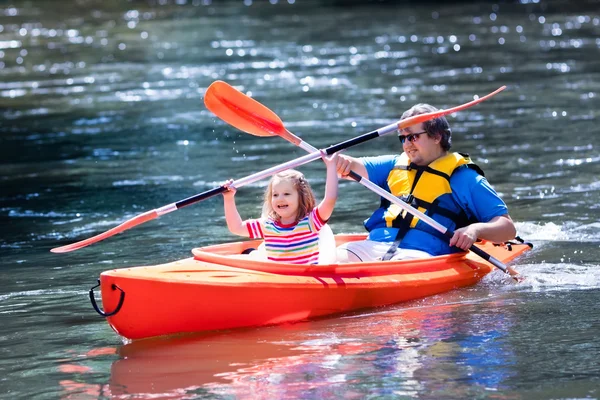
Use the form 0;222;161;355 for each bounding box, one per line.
1;0;599;398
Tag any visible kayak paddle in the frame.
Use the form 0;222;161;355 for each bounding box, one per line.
51;85;488;254
204;80;506;145
204;81;521;280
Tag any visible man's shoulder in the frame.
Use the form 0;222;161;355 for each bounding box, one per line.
452;163;484;176
450;164;486;186
362;154;398;163
362;155;400;185
362;154;400;170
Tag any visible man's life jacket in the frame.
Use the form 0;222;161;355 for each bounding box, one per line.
364;152;485;240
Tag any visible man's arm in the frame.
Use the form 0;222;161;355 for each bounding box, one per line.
450;214;516;251
449;168;517;251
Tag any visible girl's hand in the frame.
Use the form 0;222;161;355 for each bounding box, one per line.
320;150;338;167
222;179;236;198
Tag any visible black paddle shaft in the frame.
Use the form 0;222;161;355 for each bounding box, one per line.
324;130;381;155
174;129;388;211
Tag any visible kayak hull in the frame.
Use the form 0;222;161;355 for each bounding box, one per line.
97;234;530;340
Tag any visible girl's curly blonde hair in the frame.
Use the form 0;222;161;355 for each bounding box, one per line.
261;169;316;223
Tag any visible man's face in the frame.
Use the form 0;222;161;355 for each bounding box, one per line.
399;123;442;166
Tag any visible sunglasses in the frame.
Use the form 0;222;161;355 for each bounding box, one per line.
398;131;427;144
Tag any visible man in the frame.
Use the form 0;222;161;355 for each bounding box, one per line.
335;103;516;262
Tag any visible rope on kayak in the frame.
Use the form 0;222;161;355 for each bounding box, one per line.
494;236;534;252
89;280;126;317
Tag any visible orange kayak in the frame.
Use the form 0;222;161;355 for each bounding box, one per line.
92;234;531;340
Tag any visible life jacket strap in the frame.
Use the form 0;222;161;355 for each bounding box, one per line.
383;170;422;261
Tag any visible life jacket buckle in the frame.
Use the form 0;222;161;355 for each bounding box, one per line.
400;194;414;204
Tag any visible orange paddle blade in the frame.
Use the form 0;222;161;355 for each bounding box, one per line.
50;210;158;253
397;85;507;129
204;81;302;145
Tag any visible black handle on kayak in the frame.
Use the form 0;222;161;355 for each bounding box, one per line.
89;280;126;317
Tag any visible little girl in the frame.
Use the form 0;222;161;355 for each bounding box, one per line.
222;152;338;265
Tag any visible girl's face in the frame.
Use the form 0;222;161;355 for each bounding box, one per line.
270;178;300;224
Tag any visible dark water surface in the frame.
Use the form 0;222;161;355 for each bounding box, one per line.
2;0;600;398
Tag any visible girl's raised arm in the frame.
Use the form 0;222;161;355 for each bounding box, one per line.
222;181;250;237
316;152;339;221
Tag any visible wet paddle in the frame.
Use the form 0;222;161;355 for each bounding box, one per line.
51;85;486;254
205;81;521;280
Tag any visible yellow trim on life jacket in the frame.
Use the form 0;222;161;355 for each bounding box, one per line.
384;152;473;228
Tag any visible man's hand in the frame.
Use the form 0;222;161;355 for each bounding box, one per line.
449;225;480;251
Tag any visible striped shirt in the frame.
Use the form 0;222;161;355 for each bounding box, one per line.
246;208;327;264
